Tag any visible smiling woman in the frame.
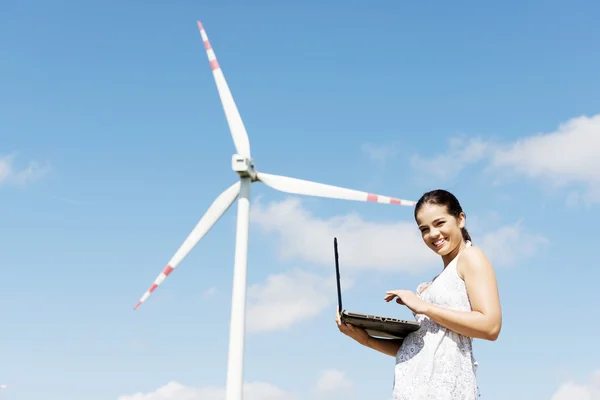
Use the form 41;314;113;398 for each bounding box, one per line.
336;189;502;400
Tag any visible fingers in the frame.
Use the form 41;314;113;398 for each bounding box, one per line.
335;309;347;331
384;291;398;302
385;290;408;302
335;309;359;337
385;290;409;305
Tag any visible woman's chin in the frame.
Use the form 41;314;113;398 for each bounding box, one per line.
431;241;450;255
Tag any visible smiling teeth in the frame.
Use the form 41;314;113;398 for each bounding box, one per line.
434;239;445;246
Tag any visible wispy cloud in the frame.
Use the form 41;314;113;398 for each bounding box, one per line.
409;113;600;204
361;142;399;165
251;197;437;273
315;369;353;398
477;221;549;267
118;369;355;400
118;380;299;400
410;136;490;181
491;114;600;204
250;197;545;273
119;370;358;400
0;153;50;186
551;368;600;400
246;268;350;333
201;287;217;299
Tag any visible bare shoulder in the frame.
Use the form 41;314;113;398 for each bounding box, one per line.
457;245;494;279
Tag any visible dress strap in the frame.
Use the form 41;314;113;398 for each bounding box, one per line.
448;240;471;269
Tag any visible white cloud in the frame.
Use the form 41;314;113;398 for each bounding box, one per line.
246;268;346;333
492;115;599;183
315;369;353;398
551;369;600;400
477;221;549;267
118;381;298;400
410;136;490;181
202;287;217;299
250;197;438;274
119;369;353;400
409;113;600;203
361;142;399;164
0;153;49;186
250;197;545;272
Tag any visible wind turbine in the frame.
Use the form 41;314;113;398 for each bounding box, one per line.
133;20;417;400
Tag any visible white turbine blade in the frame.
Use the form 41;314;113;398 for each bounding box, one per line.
134;181;241;310
257;172;417;206
197;21;251;159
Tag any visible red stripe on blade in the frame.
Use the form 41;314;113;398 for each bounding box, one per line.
210;60;220;70
367;194;379;202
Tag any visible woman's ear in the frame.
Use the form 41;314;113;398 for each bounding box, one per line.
458;212;466;229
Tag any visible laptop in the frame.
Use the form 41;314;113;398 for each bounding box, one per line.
334;237;421;339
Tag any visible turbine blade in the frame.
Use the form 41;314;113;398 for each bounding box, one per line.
257;172;416;206
197;20;251;159
134;181;241;310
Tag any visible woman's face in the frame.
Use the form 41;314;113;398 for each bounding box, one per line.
415;203;465;256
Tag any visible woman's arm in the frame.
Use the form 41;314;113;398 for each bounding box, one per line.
364;337;403;357
422;246;502;341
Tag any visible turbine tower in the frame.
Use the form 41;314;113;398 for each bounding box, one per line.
134;20;417;400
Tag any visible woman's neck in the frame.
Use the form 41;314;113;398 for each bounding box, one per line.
442;240;467;267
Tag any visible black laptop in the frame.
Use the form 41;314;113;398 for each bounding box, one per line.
334;237;420;339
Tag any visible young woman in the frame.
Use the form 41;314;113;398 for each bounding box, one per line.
336;189;502;399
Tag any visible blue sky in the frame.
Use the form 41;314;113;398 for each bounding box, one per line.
1;0;599;399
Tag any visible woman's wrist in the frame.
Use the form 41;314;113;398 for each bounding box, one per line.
419;300;432;316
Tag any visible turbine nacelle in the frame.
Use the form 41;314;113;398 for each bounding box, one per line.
231;154;257;180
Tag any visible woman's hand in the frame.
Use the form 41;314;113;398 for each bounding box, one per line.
335;310;370;346
385;289;429;315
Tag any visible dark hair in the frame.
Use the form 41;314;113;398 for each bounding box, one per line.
414;189;472;242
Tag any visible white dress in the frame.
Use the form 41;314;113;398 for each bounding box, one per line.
392;241;479;399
